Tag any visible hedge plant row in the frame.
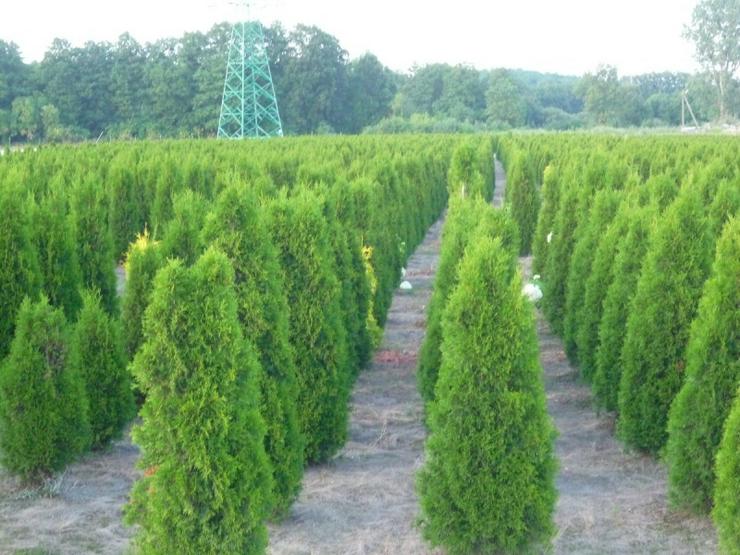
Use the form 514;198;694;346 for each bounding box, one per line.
0;135;461;552
498;133;739;551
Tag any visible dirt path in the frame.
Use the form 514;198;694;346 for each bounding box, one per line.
268;217;444;555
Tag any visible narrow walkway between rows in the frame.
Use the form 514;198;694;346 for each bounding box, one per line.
268;217;444;554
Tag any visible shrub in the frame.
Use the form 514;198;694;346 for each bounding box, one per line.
125;249;273;554
575;197;631;382
666;217;740;512
267;192;350;463
108;152;147;260
121;230;163;361
447;140;491;200
506;152;540;255
68;290;135;449
563;189;621;371
592;205;655;411
713;389;740;554
70;175;118;315
532;164;561;275
31;187;83;319
159;189;208;265
0;297;90;480
418;197;518;405
202;184;304;517
417;236;556;553
618;187;713;453
0;184;41;356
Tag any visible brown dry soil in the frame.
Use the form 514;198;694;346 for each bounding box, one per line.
0;162;720;554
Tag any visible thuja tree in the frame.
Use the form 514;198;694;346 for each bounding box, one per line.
159;189;208;265
70;174;118;315
506;152;540;255
108;152;147;259
592;205;655;411
417;236;556;554
267;191;350;463
618;187;713;453
563;188;621;368
125;249;273;554
121;230;163;361
532;164;561;275
0;182;41;356
575;195;631;381
201;184;304;517
31;185;83;319
68;290;135;449
447;140;491;200
0;297;90;480
417;197;519;402
713;389;740;554
666;217;739;512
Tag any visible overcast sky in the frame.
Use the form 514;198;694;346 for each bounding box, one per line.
2;0;701;76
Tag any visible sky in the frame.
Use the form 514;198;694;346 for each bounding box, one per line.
1;0;701;76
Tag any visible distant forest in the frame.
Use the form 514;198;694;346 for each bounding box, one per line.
0;21;737;142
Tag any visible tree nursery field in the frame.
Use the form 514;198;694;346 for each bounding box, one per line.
0;133;737;554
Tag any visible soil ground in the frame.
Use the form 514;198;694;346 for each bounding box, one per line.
0;161;719;554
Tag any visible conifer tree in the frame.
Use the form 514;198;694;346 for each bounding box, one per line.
202;184;304;516
618;187;713;453
267;192;350;463
532;164;561;275
713;389;740;555
0;297;90;480
0;184;41;356
418;236;556;553
160;189;208;265
70;175;118;315
507;152;540;255
125;249;273;553
69;290;135;449
666;217;739;512
108;152;147;259
121;230;162;361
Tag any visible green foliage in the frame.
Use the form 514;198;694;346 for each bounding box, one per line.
618;187;713;453
532;164;561;275
418;196;519;405
576;197;630;384
30;186;82;319
68;290;134;449
121;230;162;361
592;205;655;411
713;389;740;555
485;69;529;128
418;236;556;554
666;217;740;513
267;192;350;464
160;189;208;265
125;249;273;554
506;152;540;255
70;175;117;315
201;184;304;517
0;183;41;356
447;139;492;200
563;189;621;370
0;297;90;480
108;152;147;259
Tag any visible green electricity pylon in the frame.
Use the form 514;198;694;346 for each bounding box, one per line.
217;20;283;139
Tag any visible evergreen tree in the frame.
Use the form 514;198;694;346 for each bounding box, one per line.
563;189;621;368
506;152;540;255
69;289;135;449
160;189;208;265
618;187;713;453
713;389;740;555
0;297;90;480
532;164;561;275
125;249;273;554
0;183;41;356
592;205;655;411
31;187;83;319
201;184;304;517
267;192;350;463
121;230;162;361
108;152;147;259
666;217;739;512
417;236;556;554
70;174;118;315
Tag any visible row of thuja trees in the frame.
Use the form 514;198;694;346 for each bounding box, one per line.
0;135;456;551
500;133;740;553
415;145;557;553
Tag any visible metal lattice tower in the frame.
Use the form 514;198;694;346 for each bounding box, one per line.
217;20;283;139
